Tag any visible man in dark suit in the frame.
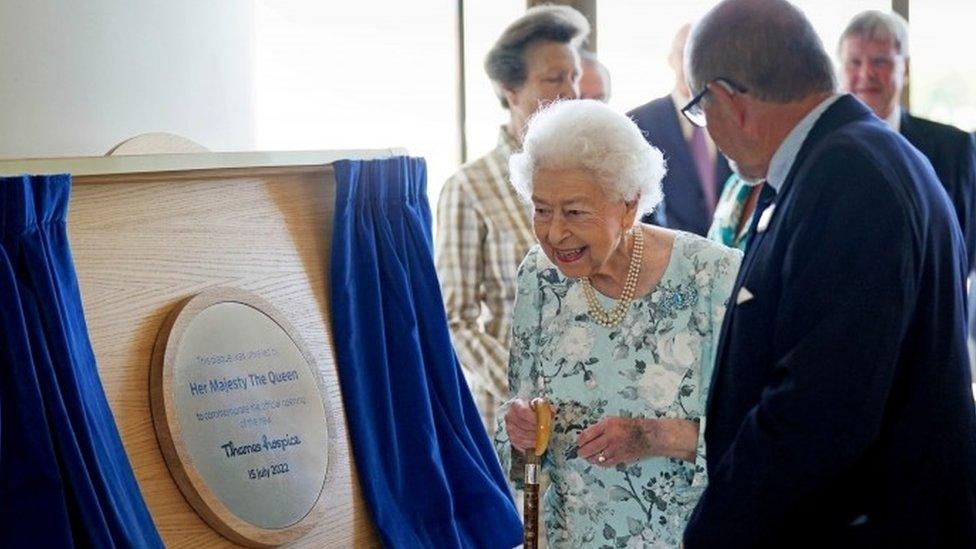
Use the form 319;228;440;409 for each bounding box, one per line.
838;10;976;271
680;1;976;547
628;23;731;235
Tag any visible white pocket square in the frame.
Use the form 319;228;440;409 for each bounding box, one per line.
736;287;755;305
757;204;776;233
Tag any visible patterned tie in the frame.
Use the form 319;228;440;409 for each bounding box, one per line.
689;126;717;216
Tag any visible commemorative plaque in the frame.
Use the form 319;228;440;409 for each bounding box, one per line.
151;289;334;547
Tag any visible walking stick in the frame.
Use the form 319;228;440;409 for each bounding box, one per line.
524;398;552;549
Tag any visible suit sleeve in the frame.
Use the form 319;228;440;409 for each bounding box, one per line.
684;149;921;547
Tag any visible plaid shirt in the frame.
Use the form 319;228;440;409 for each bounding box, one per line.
436;127;535;431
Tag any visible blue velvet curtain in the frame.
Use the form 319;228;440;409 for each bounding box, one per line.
330;157;522;548
0;175;162;547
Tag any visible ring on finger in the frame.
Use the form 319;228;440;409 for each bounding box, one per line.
597;451;607;463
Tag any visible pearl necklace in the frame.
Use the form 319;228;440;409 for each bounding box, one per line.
580;227;644;329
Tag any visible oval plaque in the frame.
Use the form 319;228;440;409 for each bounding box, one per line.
151;289;334;547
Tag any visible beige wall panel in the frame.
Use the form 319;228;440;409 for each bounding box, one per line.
67;166;379;548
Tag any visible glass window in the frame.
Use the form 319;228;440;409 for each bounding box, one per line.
599;1;717;113
791;0;892;61
910;1;976;131
462;0;525;163
599;0;888;114
253;1;459;207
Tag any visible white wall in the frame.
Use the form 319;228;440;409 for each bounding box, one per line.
252;1;458;205
0;1;255;158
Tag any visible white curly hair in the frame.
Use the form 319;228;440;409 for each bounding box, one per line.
509;99;666;220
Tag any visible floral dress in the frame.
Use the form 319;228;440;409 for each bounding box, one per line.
494;231;741;548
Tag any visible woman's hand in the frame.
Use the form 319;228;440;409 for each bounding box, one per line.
504;398;539;452
577;417;699;467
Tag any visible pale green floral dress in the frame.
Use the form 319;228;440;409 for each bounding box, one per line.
494;230;741;548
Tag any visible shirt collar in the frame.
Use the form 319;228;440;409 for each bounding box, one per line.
766;94;843;193
884;104;902;133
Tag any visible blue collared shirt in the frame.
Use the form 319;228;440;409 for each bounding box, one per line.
766;94;843;193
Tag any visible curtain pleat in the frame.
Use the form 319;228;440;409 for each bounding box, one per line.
330;157;522;548
0;174;162;548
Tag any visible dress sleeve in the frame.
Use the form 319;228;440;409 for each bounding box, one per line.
493;247;543;487
687;246;742;490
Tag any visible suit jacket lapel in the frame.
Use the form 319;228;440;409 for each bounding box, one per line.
663;104;703;195
706;199;773;408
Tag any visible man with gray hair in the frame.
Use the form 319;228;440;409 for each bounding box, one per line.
840;10;976;384
838;10;976;274
436;5;588;433
679;1;976;546
578;50;611;102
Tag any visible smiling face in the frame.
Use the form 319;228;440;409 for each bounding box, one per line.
531;168;638;280
839;34;906;120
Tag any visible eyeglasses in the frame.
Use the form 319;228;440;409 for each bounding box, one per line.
680;78;748;127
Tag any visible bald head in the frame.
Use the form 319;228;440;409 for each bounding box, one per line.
686;0;835;102
668;23;693;98
579;51;611;102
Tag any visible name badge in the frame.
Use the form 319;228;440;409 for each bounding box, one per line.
756;204;776;233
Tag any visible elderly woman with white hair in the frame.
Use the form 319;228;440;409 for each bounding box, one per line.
494;99;741;547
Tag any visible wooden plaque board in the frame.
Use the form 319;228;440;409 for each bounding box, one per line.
0;151;395;547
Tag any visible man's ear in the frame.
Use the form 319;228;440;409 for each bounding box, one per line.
708;81;746;126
